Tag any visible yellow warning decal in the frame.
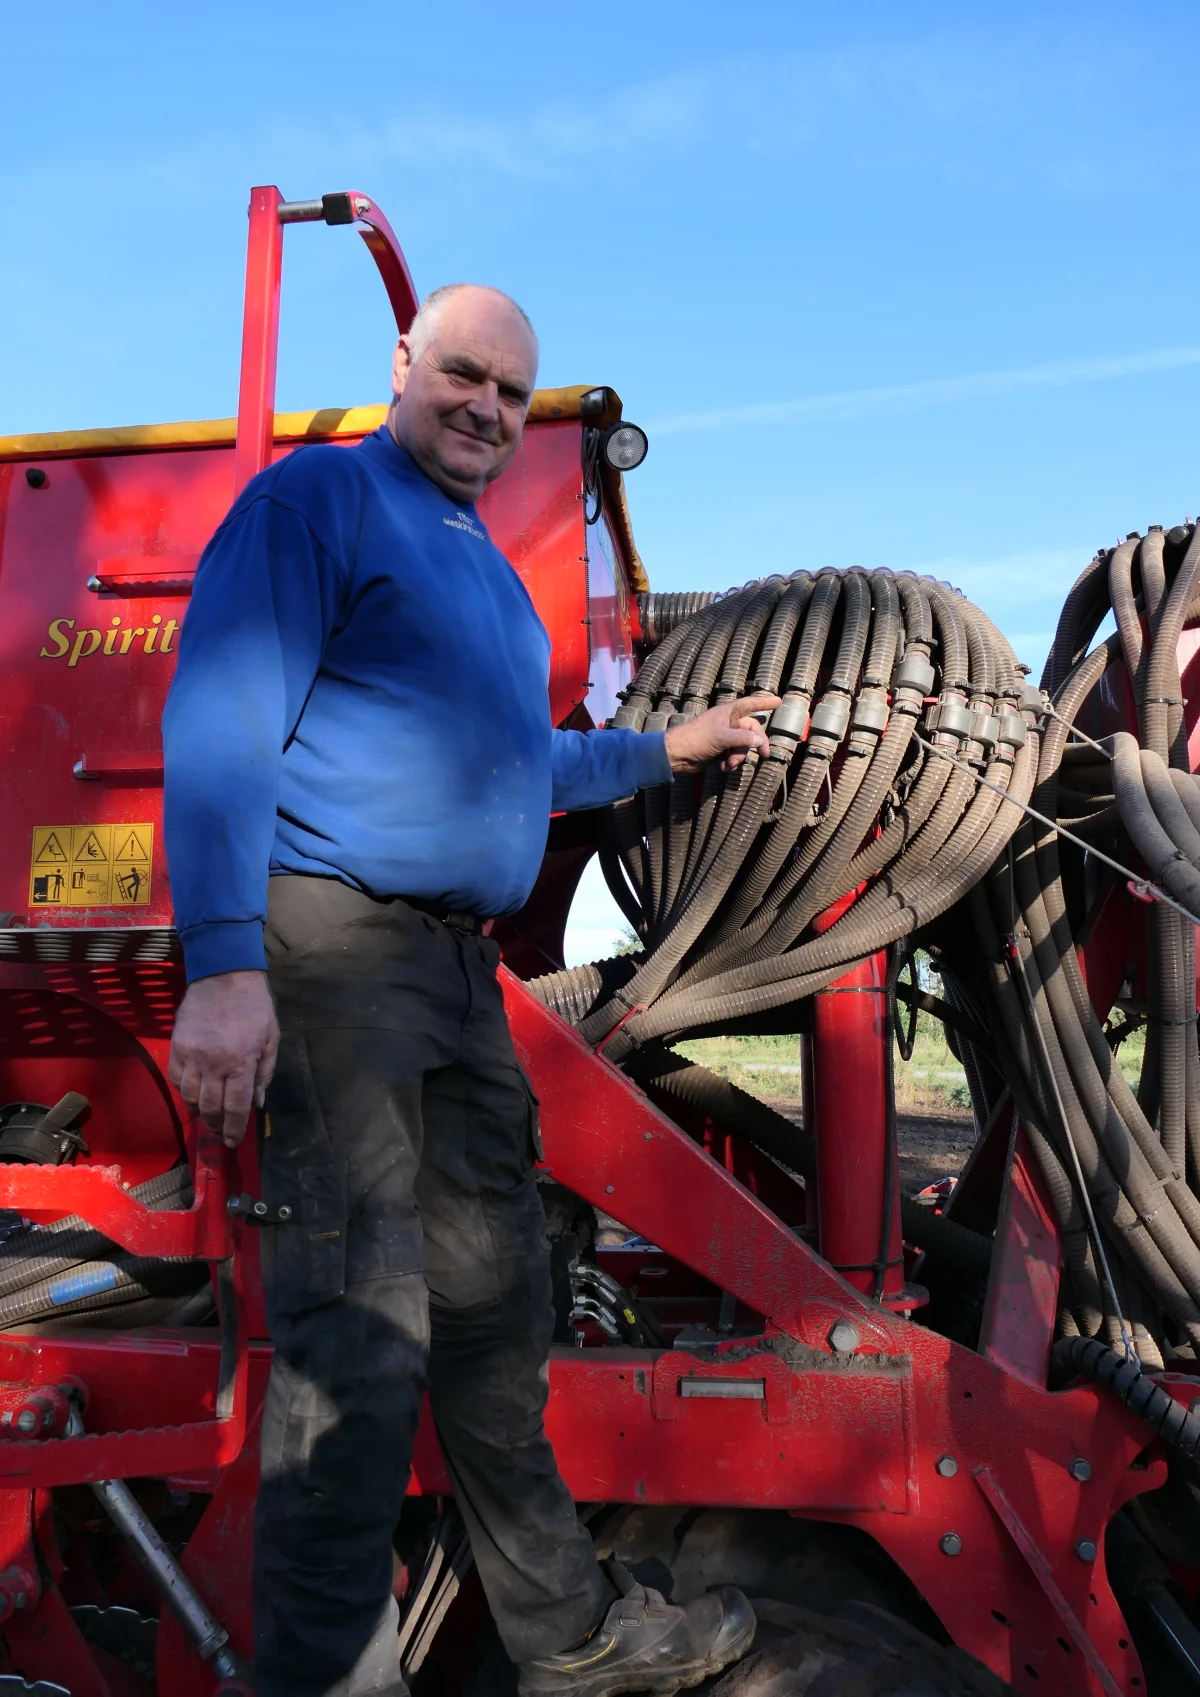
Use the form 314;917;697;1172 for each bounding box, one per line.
29;824;153;908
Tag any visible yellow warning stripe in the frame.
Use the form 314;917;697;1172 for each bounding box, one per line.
0;386;622;463
0;384;650;593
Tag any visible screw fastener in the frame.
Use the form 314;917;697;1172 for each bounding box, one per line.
1075;1538;1097;1563
935;1455;958;1478
828;1320;860;1354
940;1532;962;1557
1069;1458;1092;1482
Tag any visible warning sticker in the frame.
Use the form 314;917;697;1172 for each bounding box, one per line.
29;824;153;908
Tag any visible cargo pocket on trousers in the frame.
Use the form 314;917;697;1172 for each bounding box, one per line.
274;1160;349;1312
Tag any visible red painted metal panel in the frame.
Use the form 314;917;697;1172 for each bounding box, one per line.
232;186;285;495
0;445;230;927
478;421;590;728
0;420;602;927
979;1124;1062;1390
974;1464;1123;1697
810;951;906;1305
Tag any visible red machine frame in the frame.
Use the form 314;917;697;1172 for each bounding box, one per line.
0;185;1183;1697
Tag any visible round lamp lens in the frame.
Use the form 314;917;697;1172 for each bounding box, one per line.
602;424;649;472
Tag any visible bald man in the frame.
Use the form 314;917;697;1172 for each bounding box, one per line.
163;285;762;1697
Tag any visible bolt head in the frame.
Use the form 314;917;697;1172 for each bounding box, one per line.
1069;1457;1092;1482
15;1411;37;1434
1075;1538;1097;1563
940;1532;962;1557
606;1185;614;1195
936;1455;958;1478
828;1320;860;1354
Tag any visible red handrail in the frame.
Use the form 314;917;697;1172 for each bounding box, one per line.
232;186;419;496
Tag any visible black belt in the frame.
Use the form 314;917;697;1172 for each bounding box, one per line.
400;895;485;936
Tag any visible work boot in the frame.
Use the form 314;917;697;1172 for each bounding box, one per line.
517;1561;755;1696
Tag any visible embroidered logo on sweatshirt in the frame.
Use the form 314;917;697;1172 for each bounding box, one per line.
443;511;487;541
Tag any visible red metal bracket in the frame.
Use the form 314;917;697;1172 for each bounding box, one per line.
0;1133;249;1479
974;1465;1123;1697
979;1121;1062;1388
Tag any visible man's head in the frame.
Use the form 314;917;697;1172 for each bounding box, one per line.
387;283;539;503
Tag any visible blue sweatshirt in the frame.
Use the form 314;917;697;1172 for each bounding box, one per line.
162;427;670;981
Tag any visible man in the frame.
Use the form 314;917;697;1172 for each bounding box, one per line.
164;283;775;1697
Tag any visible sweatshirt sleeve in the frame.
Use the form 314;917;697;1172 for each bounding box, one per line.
162;493;345;981
550;726;673;813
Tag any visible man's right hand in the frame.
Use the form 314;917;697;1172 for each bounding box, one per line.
168;971;280;1149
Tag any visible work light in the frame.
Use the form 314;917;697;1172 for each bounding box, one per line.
601;422;649;472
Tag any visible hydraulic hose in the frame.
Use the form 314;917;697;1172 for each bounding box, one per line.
933;523;1200;1365
540;567;1033;1066
1053;1335;1200;1462
537;536;1200;1374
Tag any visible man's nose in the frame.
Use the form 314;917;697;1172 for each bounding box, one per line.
463;381;501;429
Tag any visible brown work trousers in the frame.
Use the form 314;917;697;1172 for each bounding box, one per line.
254;875;605;1697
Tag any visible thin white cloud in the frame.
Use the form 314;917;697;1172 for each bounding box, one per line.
648;346;1200;437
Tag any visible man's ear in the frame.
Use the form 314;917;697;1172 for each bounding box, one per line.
391;335;413;398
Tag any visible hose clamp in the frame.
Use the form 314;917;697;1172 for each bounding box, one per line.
927;694;973;739
610;700;648;731
809;692;852;742
996;709;1027;750
969;706;999;752
767;696;811;743
850;689;890;736
892;650;936;697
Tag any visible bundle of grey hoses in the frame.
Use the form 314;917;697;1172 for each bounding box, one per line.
0;1163;210;1332
527;567;1036;1279
934;523;1200;1370
531;567;1036;1049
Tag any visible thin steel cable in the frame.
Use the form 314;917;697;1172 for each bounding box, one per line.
1008;943;1138;1366
912;733;1200;929
1040;698;1112;757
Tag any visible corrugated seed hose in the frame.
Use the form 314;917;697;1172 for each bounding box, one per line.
0;1163;208;1331
532;546;1200;1376
532;568;1036;1059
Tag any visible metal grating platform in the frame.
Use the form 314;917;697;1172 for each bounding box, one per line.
0;927;182;964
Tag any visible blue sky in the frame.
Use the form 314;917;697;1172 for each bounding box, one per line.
4;2;1198;958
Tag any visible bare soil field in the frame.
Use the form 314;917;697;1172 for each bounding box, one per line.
761;1098;977;1197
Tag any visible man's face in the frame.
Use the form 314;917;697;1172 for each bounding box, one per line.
388;289;538;503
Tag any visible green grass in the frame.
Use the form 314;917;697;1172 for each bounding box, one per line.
676;1013;1149;1119
675;1033;806;1102
675;1015;971;1113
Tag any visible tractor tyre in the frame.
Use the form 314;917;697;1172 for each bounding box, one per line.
703;1599;1009;1696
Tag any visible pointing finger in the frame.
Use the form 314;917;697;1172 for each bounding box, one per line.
728;693;781;721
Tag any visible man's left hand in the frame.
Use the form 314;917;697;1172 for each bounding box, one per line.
663;694;782;773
